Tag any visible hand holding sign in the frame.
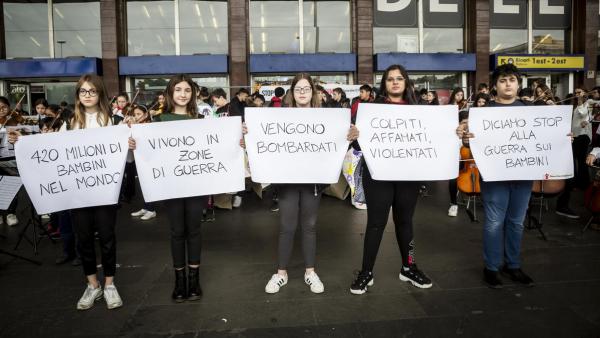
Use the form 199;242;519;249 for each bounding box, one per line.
244;107;350;184
468;105;573;181
132;117;245;202
356;103;460;181
15;126;130;214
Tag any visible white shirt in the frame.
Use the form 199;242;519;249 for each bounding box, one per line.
59;111;112;131
571;101;591;138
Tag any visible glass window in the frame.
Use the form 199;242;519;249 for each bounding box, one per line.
127;0;176;56
423;28;463;53
532;30;565;54
490;29;527;54
132;76;228;102
373;28;418;53
179;0;228;54
303;1;350;53
4;0;51;58
250;1;300;54
53;1;101;58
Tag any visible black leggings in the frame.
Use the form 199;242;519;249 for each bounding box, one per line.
361;165;420;272
165;196;208;269
71;205;118;277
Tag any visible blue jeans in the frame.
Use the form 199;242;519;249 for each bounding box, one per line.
480;180;532;271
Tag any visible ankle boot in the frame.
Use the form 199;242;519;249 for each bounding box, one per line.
172;269;187;303
187;267;202;301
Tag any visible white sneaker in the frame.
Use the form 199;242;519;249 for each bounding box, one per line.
265;273;288;294
103;284;123;309
233;196;242;208
41;214;50;220
353;202;367;210
131;209;147;217
448;205;458;217
77;284;103;310
6;214;18;227
140;211;157;220
304;271;324;294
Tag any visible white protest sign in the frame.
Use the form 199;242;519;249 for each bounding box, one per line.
244;107;350;184
15;125;129;214
468;105;573;181
356;103;461;181
132;117;245;202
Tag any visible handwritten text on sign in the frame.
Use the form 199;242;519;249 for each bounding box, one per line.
244;107;350;184
15;126;129;214
356;103;461;181
132;117;245;202
468;105;573;181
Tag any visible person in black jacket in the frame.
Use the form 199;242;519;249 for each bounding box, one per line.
349;64;433;295
229;88;249;120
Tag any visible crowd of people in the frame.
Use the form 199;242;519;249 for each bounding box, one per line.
2;63;600;312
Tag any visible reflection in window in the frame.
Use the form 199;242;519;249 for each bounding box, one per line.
132;76;228;102
375;72;461;92
532;30;565;54
250;1;300;54
490;29;527;54
179;0;228;55
127;0;176;56
4;1;51;58
53;1;101;57
303;1;350;53
373;28;418;53
423;28;463;53
253;73;348;87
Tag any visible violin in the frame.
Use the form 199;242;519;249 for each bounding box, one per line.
457;146;480;194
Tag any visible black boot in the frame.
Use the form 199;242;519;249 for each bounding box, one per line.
172;269;187;303
187;267;202;301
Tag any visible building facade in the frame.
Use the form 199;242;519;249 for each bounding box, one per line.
0;0;598;109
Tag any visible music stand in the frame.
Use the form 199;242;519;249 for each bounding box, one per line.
0;172;42;265
13;197;57;254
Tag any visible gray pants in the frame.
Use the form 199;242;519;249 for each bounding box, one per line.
277;184;322;270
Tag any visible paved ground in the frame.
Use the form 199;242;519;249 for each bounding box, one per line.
0;182;599;338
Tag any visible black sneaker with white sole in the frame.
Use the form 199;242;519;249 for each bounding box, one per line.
555;208;580;219
350;271;374;295
399;264;432;288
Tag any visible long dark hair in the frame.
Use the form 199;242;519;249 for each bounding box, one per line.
449;87;465;105
378;64;417;104
165;74;198;116
283;73;321;108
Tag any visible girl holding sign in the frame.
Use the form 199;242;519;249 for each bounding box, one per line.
251;73;359;294
348;64;433;295
128;74;208;303
9;74;124;310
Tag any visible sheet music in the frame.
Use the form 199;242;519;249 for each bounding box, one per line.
0;176;22;210
0;129;15;158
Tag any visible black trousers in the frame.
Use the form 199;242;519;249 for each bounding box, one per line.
573;135;590;189
165;196;208;268
361;165;420;272
71;205;118;277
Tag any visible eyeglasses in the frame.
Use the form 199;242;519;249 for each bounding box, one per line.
78;88;98;97
294;86;312;94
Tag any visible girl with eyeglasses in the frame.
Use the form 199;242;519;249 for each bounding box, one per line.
348;64;433;295
9;74;124;310
252;73;358;294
